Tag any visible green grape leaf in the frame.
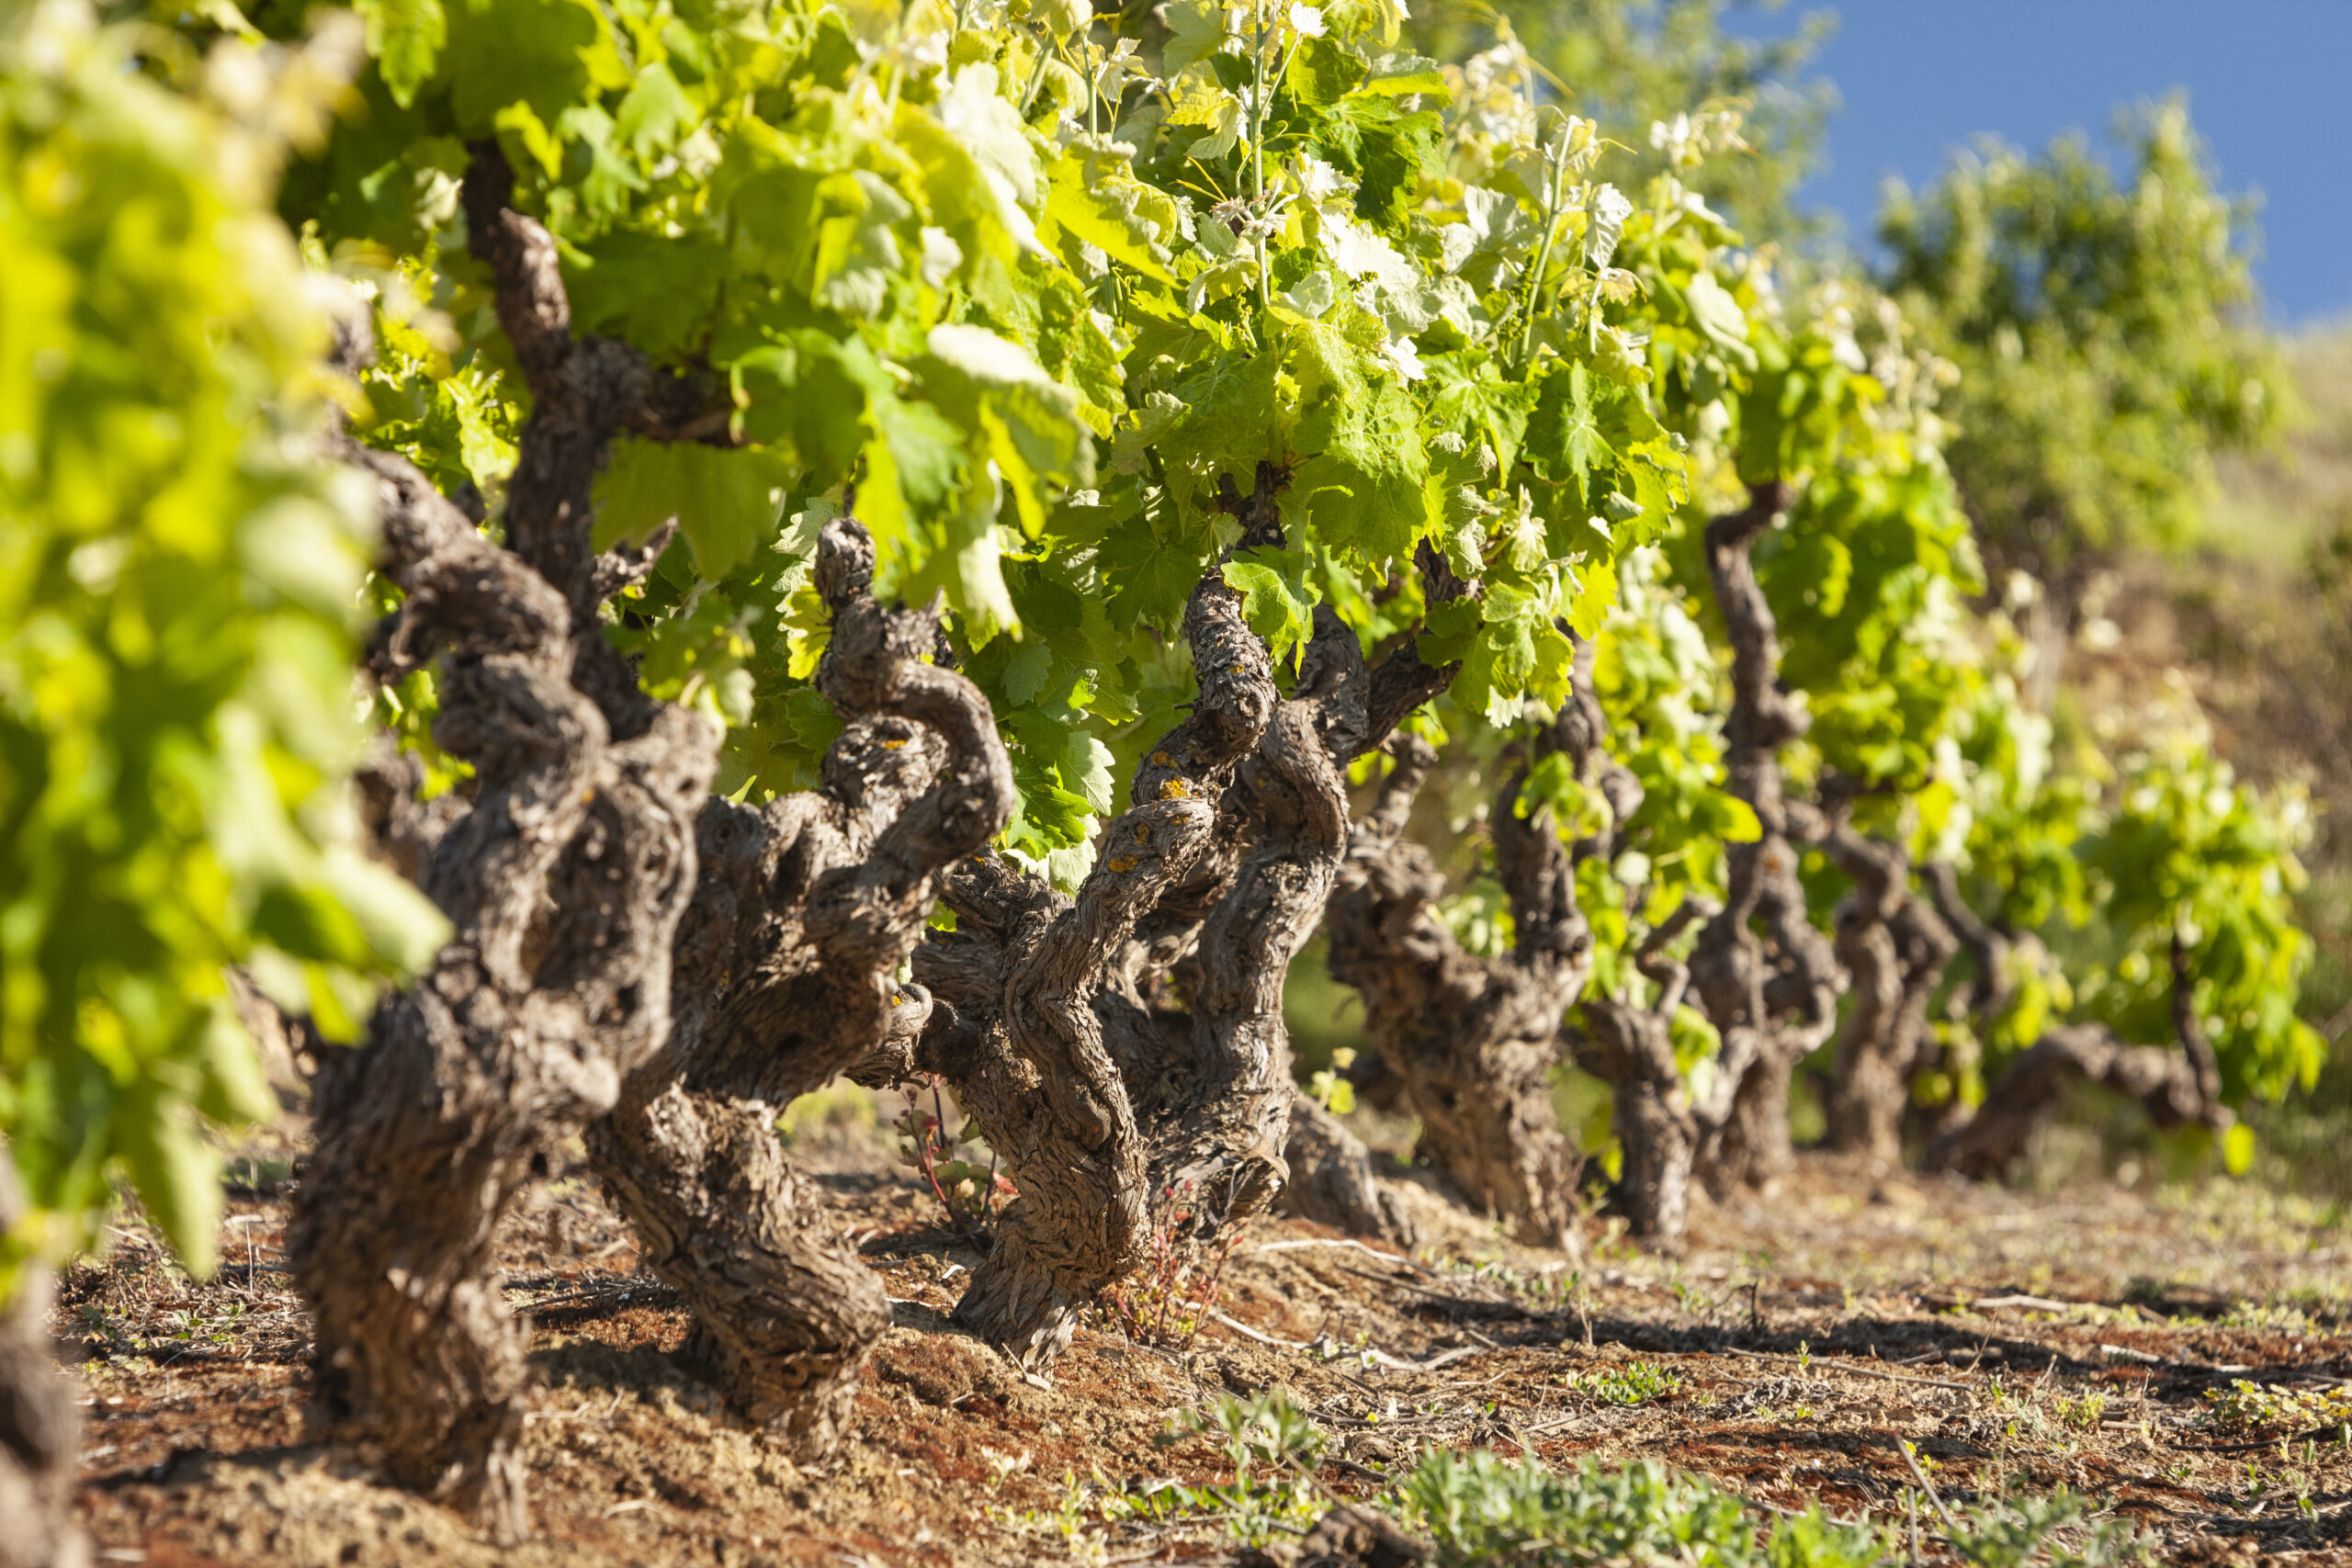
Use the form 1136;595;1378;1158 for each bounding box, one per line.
443;0;628;134
116;1088;222;1278
1424;353;1539;477
593;440;793;578
613;61;695;165
355;0;446;107
722;330;892;481
1222;559;1317;668
1526;362;1614;496
196;1000;280;1128
1099;509;1216;632
1681;271;1756;369
1045;153;1178;285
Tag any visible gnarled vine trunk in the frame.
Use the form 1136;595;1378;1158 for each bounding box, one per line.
291;143;723;1540
919;580;1394;1360
0;1149;84;1568
905;492;1459;1357
1147;605;1367;1224
905;570;1273;1364
1546;636;1723;1249
583;515;1013;1450
1930;934;2229;1178
1821;826;1957;1169
1571;897;1722;1249
1278;1092;1417;1247
1687;482;1844;1198
1323;721;1595;1249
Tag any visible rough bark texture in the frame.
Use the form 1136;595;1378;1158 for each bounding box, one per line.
1277;542;1534;1248
0;1151;86;1568
1820;826;1958;1169
291;142;728;1540
1931;935;2230;1179
1921;859;2015;1024
1572;899;1719;1248
585;514;1013;1450
1277;1091;1416;1246
1905;857;2013;1145
1688;482;1844;1197
1152;605;1367;1219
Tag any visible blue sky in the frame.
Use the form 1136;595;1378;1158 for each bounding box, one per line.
1741;0;2351;324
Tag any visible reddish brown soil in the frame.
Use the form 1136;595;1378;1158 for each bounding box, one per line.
52;1111;2352;1565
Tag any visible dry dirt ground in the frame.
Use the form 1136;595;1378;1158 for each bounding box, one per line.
52;1100;2352;1567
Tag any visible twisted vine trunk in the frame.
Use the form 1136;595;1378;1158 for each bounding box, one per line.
1571;897;1724;1249
1272;541;1476;1247
910;570;1281;1361
1898;859;2011;1145
906;489;1457;1356
293;143;729;1540
0;1150;83;1568
1930;934;2229;1178
1323;725;1594;1250
296;138;1014;1510
1821;828;1957;1169
1545;637;1721;1249
584;516;1013;1449
1688;482;1843;1198
1151;607;1368;1220
920;570;1398;1361
1277;1093;1417;1246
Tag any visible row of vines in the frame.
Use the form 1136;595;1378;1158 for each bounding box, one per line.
0;0;2318;1551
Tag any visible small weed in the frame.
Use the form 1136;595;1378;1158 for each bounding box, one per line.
220;1154;294;1194
79;1300;245;1360
1173;1389;1328;1477
1750;1404;1817;1426
2201;1378;2352;1436
1097;1184;1249;1349
1307;1045;1358;1114
78;1303;137;1359
163;1303;246;1345
1100;1470;1322;1549
1567;1360;1680;1407
2056;1390;2107;1431
1433;1255;1577;1312
1315;1328;1376;1368
1104;1394;1326;1547
981;1449;1033;1491
1390;1451;1885;1566
892;1074;1012;1246
2215;1300;2317;1334
989;1470;1106;1565
1940;1486;2154;1566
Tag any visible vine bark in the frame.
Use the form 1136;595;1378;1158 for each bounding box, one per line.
292;142;731;1539
1323;722;1595;1248
293;403;715;1539
585;514;1014;1449
1688;481;1844;1197
1820;824;1957;1169
1931;934;2228;1177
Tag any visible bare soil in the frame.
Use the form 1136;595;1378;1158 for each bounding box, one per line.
54;1105;2352;1565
